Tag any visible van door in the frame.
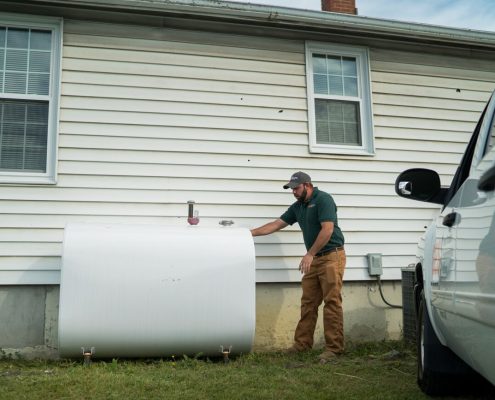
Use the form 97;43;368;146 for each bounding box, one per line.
450;95;495;380
428;98;494;339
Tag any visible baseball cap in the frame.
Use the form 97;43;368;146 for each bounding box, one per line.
283;171;311;189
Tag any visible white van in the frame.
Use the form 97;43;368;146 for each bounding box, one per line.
395;90;495;395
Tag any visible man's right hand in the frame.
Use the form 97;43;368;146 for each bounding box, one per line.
299;253;314;274
251;219;288;237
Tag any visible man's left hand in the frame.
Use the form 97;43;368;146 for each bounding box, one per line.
299;253;314;274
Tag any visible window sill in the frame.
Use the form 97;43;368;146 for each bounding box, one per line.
309;144;375;157
0;174;57;185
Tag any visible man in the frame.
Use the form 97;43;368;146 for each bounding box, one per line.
251;171;346;363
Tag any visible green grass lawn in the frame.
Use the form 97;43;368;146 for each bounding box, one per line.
0;341;491;400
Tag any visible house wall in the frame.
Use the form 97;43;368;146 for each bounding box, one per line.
3;19;494;285
1;15;495;357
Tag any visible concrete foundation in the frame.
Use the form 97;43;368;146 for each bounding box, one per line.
254;281;403;351
0;285;59;359
0;281;404;359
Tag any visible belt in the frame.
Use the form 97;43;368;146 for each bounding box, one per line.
314;246;344;258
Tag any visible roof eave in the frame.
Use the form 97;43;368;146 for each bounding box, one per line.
16;0;495;49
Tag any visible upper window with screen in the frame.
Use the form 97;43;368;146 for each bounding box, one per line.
0;14;61;184
305;42;374;155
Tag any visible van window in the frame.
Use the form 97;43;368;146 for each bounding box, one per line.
486;112;495;155
470;94;495;175
443;95;494;207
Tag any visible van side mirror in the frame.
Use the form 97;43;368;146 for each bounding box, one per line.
395;168;447;204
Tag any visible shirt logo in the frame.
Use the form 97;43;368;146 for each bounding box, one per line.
308;204;315;208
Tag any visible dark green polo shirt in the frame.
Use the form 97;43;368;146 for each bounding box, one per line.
280;187;344;253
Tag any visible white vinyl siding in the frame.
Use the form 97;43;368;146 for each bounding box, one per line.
0;13;62;184
1;19;495;284
306;42;374;155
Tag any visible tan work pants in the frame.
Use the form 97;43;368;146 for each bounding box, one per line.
294;248;346;354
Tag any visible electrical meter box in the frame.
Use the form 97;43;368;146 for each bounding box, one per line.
367;253;383;276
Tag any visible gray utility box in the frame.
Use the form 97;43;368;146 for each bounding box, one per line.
367;253;383;276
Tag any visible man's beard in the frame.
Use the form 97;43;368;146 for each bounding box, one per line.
295;188;307;203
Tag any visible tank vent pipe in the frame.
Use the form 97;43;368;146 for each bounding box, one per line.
187;200;194;218
187;200;199;225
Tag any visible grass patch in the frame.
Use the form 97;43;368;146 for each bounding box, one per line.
0;341;485;399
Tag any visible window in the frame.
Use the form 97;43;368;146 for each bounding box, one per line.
305;42;374;155
0;14;61;184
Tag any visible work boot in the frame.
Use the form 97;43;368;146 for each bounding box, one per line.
318;350;338;364
285;345;307;354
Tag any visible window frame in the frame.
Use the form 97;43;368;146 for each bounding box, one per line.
0;12;62;184
305;41;374;156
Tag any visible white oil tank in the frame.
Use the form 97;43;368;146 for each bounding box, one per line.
58;222;255;358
